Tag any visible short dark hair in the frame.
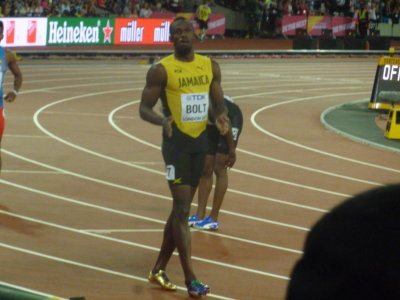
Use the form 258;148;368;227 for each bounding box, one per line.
170;17;191;35
0;21;3;30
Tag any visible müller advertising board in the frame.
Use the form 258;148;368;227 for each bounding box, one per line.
0;18;47;47
0;17;173;47
114;18;172;45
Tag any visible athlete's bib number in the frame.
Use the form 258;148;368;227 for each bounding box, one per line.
232;127;239;141
166;165;175;180
181;93;208;122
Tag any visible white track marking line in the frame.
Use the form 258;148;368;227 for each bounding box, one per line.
0;243;237;300
2;170;62;174
0;281;68;300
250;93;400;173
30;89;349;207
235;148;382;186
4;134;50;138
0;209;291;281
5;74;143;86
2;144;328;218
0;178;305;250
18;72;393;182
83;229;165;233
2;149;318;229
109;101;380;196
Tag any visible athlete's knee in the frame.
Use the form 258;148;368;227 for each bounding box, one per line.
214;165;227;178
202;155;215;177
214;154;228;176
172;200;191;221
202;165;213;177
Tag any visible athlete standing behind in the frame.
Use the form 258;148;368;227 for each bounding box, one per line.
139;17;230;297
189;95;243;230
0;20;23;173
196;0;212;41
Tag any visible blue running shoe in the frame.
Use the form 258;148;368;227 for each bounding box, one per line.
193;216;219;230
187;279;210;297
188;214;201;226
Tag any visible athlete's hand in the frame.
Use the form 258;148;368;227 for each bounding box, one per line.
4;92;17;103
216;114;229;136
162;116;173;138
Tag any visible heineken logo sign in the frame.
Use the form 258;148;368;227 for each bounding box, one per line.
47;18;114;45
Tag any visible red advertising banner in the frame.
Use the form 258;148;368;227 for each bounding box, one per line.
151;13;226;35
193;13;225;35
281;15;357;37
307;16;331;36
27;20;37;43
281;15;307;36
331;17;356;36
6;20;15;44
114;18;172;45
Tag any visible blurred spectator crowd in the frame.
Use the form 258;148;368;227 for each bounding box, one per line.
0;0;208;17
0;0;398;39
0;0;98;17
101;0;206;17
217;0;400;38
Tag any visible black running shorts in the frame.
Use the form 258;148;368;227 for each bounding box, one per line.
162;140;206;187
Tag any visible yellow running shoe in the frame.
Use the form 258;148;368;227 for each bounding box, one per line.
148;270;177;291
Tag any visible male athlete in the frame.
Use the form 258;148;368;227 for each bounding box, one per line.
0;20;23;173
189;95;243;229
196;0;212;41
139;17;230;297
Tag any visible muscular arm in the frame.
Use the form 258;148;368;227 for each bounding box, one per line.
139;63;173;136
4;50;23;103
139;64;166;125
223;128;236;168
210;59;229;135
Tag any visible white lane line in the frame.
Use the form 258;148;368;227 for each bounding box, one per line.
0;178;304;251
82;227;303;254
1;150;311;231
82;229;165;233
0;281;68;300
28;89;340;209
128;161;164;165
108;101;369;198
2;170;62;174
225;188;328;213
231;168;350;197
236;148;382;187
15;80;139;95
250;93;400;173
109;98;384;187
4;134;50;138
0;243;236;300
0;209;291;281
5;74;143;86
19;74;387;189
